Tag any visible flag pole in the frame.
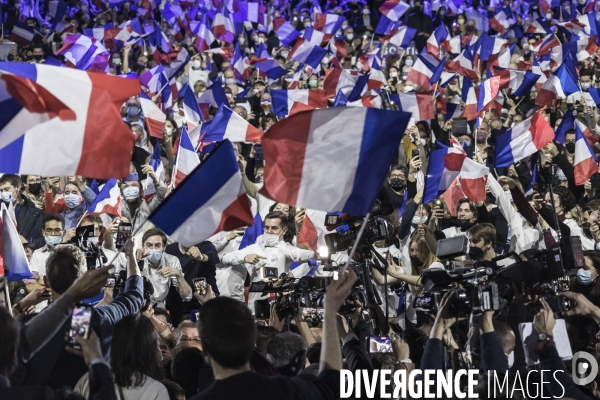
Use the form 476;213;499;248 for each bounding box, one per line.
76;211;88;228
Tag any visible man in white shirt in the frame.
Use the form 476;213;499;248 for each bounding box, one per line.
221;212;315;314
210;229;247;301
137;228;193;307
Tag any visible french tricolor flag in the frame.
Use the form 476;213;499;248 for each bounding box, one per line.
297;209;328;251
212;7;236;43
288;37;327;69
172;127;200;188
477;76;501;115
386;26;417;48
0;203;33;281
56;34;110;72
271;89;329;117
406;54;441;91
193;15;215;52
576;119;599;148
476;34;508;62
139;91;166;139
458;158;489;202
378;0;410;21
313;13;345;42
323;68;360;98
198;78;228;111
495;110;555;168
254;59;288;79
534;64;579;106
183;85;203;130
576;36;599;61
273;16;301;46
423;140;467;204
87;178;122;216
489;9;515;34
7;22;35;46
202;104;263;143
461;76;478;121
393;93;435;121
259;108;411;214
303;27;326;45
0;62;139;179
149;140;254;247
238;1;266;24
574;121;599;186
144;141;165;201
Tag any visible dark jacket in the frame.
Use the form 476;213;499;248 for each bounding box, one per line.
11;276;144;390
15;196;44;247
165;242;220;295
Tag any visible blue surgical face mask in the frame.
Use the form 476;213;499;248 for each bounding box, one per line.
1;192;14;203
405;59;414;66
123;186;140;201
148;249;163;263
127;106;140;117
64;194;82;209
577;269;594;286
45;235;63;247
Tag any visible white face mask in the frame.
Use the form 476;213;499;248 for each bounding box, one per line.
506;351;514;368
281;51;289;58
390;71;398;78
264;233;281;247
412;216;428;225
165;126;173;136
192;59;201;69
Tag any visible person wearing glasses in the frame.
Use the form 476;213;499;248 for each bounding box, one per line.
26;213;68;312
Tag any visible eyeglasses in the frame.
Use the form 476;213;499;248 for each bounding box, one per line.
44;228;64;235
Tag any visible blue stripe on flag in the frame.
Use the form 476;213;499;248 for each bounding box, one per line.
494;128;516;168
148;140;238;236
270;90;289;117
422;146;449;204
239;212;263;249
0;135;24;173
344;109;411;215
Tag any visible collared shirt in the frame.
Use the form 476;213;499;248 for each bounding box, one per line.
140;253;191;304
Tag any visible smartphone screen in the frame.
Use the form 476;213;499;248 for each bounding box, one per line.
299;307;325;322
368;336;393;353
193;277;207;295
69;304;93;349
115;223;132;248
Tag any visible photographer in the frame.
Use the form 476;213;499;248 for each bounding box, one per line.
188;267;357;400
11;240;143;390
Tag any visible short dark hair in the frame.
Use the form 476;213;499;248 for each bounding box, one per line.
0;306;19;373
46;245;86;294
264;211;288;228
550;185;577;213
142;228;167;246
580;68;594;79
197;297;256;369
43;213;65;229
469;223;496;247
0;174;21;189
153;307;172;324
111;313;164;388
266;332;307;376
457;198;478;219
256;325;280;355
171;347;205;397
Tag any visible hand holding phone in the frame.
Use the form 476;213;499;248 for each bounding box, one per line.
193;277;208;296
68;304;93;350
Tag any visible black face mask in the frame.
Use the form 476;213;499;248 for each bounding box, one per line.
33;54;43;61
390;178;405;191
455;218;476;231
410;256;423;267
466;25;475;33
566;142;576;153
468;246;484;261
28;183;42;195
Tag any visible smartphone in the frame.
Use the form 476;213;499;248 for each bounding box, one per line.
254;299;271;319
115;222;132;248
299;307;325;322
412;149;420;158
261;266;278;279
452;117;468;135
193;277;207;296
69;304;93;349
41;289;52;298
254;144;264;161
367;336;393;353
105;277;116;288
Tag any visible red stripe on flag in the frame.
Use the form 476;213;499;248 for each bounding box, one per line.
77;73;140;178
575;157;598;186
298;213;318;251
259;112;312;206
216;194;254;233
146;117;165;139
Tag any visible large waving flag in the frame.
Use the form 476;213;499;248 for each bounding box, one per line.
489;9;515;34
379;0;409;21
477;76;501;114
461;76;478;121
392;92;435;121
386;26;417;48
259;108;411;214
0;203;33;281
139;91;166;138
0;63;139;179
173;127;200;188
212;6;236;43
495;110;556;168
87;178;122;216
239;212;264;250
183;85;203;130
193;15;216;51
273;16;301;45
574;122;599;186
149;140;254;247
202;104;263;143
458;158;489;202
423;141;467;204
406;54;442;90
144;141;166;201
554;109;575;144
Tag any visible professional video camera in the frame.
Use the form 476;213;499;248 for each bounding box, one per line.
414;236;503;317
72;225;107;270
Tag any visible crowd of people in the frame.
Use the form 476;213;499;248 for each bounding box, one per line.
4;0;600;399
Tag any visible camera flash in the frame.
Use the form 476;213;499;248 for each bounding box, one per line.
318;246;329;258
